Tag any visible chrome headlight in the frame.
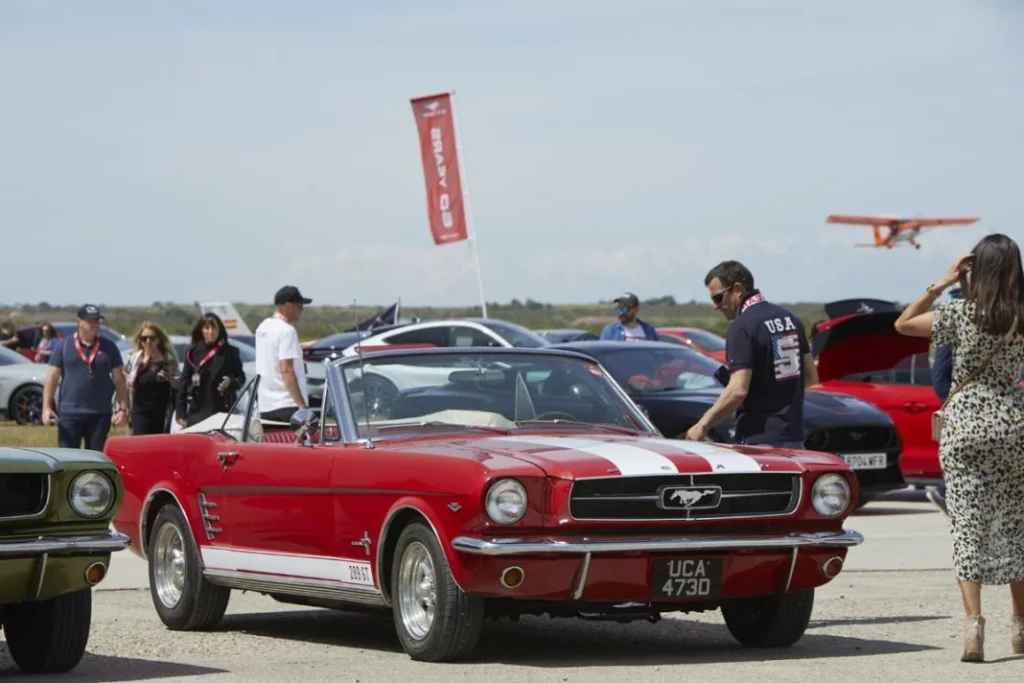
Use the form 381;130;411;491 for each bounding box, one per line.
811;473;851;517
69;471;114;518
485;479;527;525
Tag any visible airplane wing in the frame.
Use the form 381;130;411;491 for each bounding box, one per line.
910;217;980;228
826;214;903;226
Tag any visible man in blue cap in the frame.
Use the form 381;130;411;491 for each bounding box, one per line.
926;286;960;516
599;293;659;342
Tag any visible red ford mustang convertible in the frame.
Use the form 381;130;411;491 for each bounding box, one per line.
104;347;864;661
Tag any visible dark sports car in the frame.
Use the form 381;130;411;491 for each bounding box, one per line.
550;341;906;506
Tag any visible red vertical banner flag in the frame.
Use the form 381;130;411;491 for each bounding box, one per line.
410;92;469;245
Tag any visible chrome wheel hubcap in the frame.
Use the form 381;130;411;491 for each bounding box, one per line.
397;541;437;640
153;523;186;608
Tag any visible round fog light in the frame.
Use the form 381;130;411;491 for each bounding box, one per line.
85;561;107;585
501;566;525;588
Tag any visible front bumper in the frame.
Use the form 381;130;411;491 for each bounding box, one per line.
452;529;864;557
0;531;131;558
0;531;130;604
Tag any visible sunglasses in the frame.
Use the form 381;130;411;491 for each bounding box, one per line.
710;285;733;305
615;305;631;314
141;335;157;342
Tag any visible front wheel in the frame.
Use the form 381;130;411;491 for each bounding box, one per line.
148;504;230;630
721;588;814;647
1;588;92;673
390;522;485;661
10;384;42;425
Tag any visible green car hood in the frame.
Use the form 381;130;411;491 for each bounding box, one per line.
0;447;114;474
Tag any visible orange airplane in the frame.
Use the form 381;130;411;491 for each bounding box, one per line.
827;214;980;249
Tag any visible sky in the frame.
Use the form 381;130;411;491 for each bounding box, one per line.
2;0;1023;308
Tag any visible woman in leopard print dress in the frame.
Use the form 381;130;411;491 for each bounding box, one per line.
895;234;1024;662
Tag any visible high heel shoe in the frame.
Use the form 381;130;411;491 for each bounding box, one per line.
962;615;985;662
1012;615;1024;655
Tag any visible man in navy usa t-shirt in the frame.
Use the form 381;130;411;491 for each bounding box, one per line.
685;260;818;447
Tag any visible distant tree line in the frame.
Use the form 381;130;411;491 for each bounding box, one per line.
1;297;833;341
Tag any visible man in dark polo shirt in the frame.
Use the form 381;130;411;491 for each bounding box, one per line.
42;304;129;450
685;260;817;447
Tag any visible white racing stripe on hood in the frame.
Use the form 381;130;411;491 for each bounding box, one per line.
637;438;763;473
493;435;678;475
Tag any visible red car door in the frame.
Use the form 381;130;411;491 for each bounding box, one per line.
211;438;336;565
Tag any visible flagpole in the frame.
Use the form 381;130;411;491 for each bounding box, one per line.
448;90;488;318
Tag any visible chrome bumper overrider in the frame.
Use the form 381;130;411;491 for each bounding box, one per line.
451;529;864;556
0;532;131;557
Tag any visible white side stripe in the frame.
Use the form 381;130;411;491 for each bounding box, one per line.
642;438;763;473
200;547;376;589
495;435;678;475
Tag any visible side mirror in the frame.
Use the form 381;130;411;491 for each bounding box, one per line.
713;365;730;386
290;408;320;446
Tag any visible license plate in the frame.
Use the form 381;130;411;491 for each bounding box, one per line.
651;558;722;599
841;453;887;470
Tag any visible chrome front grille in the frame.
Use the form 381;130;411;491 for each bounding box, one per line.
569;473;800;521
0;473;50;519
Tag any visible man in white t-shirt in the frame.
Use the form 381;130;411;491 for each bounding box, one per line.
255;285;312;424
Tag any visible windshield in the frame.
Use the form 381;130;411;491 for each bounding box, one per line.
477;320;550;348
0;347;32;366
681;328;726;352
592;345;725;393
340;352;654;438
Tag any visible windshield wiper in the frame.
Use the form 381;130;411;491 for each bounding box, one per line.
373;421;511;435
514;419;641;436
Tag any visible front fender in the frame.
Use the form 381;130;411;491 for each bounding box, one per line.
376;496;471;601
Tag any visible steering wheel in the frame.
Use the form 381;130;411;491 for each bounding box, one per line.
533;411;576;421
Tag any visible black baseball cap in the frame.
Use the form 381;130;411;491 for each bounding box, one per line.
274;285;312;305
77;304;103;321
614;292;639;307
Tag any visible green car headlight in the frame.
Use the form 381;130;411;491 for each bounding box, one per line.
69;471;114;518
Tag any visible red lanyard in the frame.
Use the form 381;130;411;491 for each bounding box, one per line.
188;342;223;372
73;333;100;370
741;292;766;313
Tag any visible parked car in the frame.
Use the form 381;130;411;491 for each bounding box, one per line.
13;322;128;362
0;446;130;673
103;346;864;662
335;318;551;356
0;346;48;425
811;306;941;487
656;327;728;363
535;328;600;343
551;340;906;507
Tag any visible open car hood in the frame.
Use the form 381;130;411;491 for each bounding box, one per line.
812;311;928;383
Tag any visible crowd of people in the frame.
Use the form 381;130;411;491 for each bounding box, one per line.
12;235;1024;664
30;284;314;450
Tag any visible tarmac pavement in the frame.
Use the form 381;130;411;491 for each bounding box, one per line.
4;490;1023;681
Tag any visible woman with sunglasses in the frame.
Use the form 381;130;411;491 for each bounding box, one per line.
126;321;179;435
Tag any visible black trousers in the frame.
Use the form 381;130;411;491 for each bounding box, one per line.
57;413;112;451
131;408;168;436
260;406;299;427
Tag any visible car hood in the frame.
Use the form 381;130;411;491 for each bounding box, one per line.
387;432;841;480
812;311;928;382
636;387;892;428
0;446;114;474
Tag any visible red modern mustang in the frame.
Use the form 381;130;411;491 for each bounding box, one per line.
811;303;939;486
656;327;727;363
104;347;864;662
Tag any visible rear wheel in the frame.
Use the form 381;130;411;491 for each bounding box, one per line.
390;522;484;661
148;504;230;630
1;588;92;673
721;588;815;647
